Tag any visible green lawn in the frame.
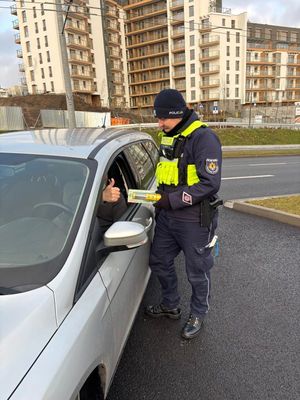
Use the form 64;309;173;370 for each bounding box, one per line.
144;128;300;146
247;195;300;216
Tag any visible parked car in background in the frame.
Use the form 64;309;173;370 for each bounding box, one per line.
0;128;159;400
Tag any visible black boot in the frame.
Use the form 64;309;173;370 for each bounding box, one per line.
181;314;204;339
145;303;181;319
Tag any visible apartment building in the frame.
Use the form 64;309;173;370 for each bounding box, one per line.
11;0;128;107
246;22;300;105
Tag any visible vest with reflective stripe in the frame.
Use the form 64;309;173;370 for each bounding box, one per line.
156;120;207;186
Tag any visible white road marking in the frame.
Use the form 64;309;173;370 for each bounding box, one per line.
224;161;300;168
248;162;286;166
222;175;274;180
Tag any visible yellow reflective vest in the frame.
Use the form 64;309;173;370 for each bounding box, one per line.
156;120;207;186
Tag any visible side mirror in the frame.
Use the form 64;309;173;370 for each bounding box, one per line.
104;221;148;250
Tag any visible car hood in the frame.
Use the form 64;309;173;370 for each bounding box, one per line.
0;286;57;400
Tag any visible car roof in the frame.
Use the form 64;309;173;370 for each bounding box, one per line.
0;128;153;159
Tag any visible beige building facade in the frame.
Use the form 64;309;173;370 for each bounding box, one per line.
12;0;300;114
12;0;129;107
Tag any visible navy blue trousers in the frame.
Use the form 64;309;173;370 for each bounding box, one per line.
149;210;217;318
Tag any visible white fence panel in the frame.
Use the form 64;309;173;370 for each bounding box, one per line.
0;106;24;131
41;110;111;128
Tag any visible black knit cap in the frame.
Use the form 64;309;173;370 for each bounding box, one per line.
154;89;187;119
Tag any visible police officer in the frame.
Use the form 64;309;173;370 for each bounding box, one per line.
145;89;222;340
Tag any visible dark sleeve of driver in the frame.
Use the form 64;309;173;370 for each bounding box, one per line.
168;128;222;209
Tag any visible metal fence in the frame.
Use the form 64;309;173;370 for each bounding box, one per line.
0;106;24;131
41;110;111;128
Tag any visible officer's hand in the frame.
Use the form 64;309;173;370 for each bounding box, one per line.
154;192;171;210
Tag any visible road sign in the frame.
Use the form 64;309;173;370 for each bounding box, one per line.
212;105;218;114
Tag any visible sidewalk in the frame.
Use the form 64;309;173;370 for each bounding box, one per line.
224;194;300;228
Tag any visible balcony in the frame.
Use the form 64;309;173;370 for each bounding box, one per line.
199;35;220;47
171;12;184;25
201;79;220;89
66;37;89;49
18;63;25;72
16;49;23;58
170;0;184;9
10;4;17;15
200;65;220;75
20;77;27;86
15;33;21;44
12;19;19;30
65;20;87;33
70;70;93;80
199;21;212;32
126;18;167;35
171;26;185;38
73;82;93;92
173;55;185;65
172;41;185;52
199;50;220;61
247;57;277;64
69;54;92;64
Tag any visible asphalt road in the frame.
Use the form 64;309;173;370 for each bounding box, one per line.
107;155;300;400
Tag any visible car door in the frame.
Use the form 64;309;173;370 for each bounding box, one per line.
98;141;157;367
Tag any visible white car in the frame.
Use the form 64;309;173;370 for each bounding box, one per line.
0;128;158;400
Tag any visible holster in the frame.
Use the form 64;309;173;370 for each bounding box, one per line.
199;198;223;227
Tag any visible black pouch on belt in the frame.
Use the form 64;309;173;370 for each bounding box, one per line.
199;199;215;227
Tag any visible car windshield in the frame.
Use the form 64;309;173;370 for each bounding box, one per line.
0;154;93;291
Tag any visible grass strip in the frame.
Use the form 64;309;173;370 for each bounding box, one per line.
247;195;300;216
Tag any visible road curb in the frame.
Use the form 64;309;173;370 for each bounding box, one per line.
224;195;300;228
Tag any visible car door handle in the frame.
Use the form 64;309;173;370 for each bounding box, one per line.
145;217;153;233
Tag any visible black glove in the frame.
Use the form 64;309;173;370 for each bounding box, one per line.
154;192;171;210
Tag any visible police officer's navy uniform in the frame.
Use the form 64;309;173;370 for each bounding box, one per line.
149;106;222;326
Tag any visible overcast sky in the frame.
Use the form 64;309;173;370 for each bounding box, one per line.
0;0;299;88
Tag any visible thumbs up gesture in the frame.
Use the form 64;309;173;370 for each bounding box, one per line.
102;178;121;203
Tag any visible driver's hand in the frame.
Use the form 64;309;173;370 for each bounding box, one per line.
102;178;120;203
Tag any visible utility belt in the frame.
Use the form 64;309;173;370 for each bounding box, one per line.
199;197;223;227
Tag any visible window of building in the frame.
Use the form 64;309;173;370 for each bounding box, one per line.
226;60;230;70
236;60;240;71
191;77;195;87
49;66;52;77
226;88;230;97
227;31;230;42
265;29;272;39
255;29;262;38
41;68;45;79
43;82;46;93
236;47;240;57
277;31;288;41
42;20;46;31
24;26;29;37
190;63;195;74
222;18;226;27
30;70;35;81
41;3;44;15
44;36;48;47
226;74;230;84
290;32;297;42
190;35;195;46
190;49;195;60
37;37;40;49
35;22;38;34
231;20;235;29
227;46;230;56
236;32;240;43
235;74;239;84
191;90;195;100
235;88;239;97
189;6;194;17
33;7;36;18
189;21;194;31
22;10;26;23
26;41;30;52
39;53;43;64
46;50;50;62
28;55;32;66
